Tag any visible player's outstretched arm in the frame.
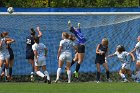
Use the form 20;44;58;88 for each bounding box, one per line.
107;53;116;58
129;52;135;62
36;26;42;38
130;47;137;53
6;38;15;44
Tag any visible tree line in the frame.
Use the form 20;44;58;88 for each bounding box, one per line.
0;0;139;8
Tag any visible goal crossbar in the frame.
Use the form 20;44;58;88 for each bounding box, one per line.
1;12;140;15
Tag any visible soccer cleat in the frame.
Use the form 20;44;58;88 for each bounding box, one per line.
43;76;47;83
48;80;51;84
68;81;71;84
55;79;59;83
96;81;100;83
107;78;112;82
74;71;79;78
122;79;128;83
68;20;71;24
78;23;80;28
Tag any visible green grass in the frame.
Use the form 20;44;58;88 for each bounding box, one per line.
0;82;140;93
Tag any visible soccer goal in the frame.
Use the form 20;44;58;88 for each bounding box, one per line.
0;12;140;81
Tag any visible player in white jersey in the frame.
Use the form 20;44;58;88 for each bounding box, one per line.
108;45;135;82
32;37;51;84
0;32;15;80
130;36;140;82
55;32;77;83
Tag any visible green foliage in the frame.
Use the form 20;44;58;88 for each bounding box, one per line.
1;0;139;8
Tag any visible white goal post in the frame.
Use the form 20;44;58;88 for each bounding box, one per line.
0;12;140;15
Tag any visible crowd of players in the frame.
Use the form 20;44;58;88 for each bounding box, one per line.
0;21;140;84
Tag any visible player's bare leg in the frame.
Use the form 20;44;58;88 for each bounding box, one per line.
66;62;71;83
74;53;84;78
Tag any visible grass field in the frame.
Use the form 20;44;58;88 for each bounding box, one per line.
0;82;140;93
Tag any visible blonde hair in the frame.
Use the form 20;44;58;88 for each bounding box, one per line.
102;38;108;46
62;32;69;39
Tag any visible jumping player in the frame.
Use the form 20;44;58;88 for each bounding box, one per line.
108;45;135;82
130;36;140;82
68;20;86;78
0;32;14;80
26;26;42;81
1;34;15;80
32;37;51;84
95;38;111;83
55;32;77;83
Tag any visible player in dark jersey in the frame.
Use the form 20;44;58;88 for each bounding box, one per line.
68;21;86;78
26;26;42;81
95;38;111;83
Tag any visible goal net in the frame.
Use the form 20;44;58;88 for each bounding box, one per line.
0;12;140;81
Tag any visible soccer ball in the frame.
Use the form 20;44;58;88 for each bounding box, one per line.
7;7;14;14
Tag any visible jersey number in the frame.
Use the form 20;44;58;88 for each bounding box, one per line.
26;39;31;44
65;42;70;50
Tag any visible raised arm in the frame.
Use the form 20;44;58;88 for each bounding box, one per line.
6;38;15;44
130;47;137;53
107;53;116;58
129;52;135;62
36;26;42;38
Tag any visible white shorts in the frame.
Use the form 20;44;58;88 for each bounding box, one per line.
35;56;46;66
0;53;10;60
59;52;72;62
121;63;130;69
136;56;140;62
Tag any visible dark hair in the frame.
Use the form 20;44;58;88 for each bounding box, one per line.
1;32;8;38
69;34;75;41
0;33;2;38
34;37;39;44
30;28;36;36
117;45;125;52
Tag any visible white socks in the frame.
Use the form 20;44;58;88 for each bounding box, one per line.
36;71;45;78
44;71;50;80
67;70;71;83
120;73;126;79
56;68;61;80
5;68;9;76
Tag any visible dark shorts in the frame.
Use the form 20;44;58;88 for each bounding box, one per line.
77;45;85;53
8;48;14;60
26;51;34;60
95;58;105;65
